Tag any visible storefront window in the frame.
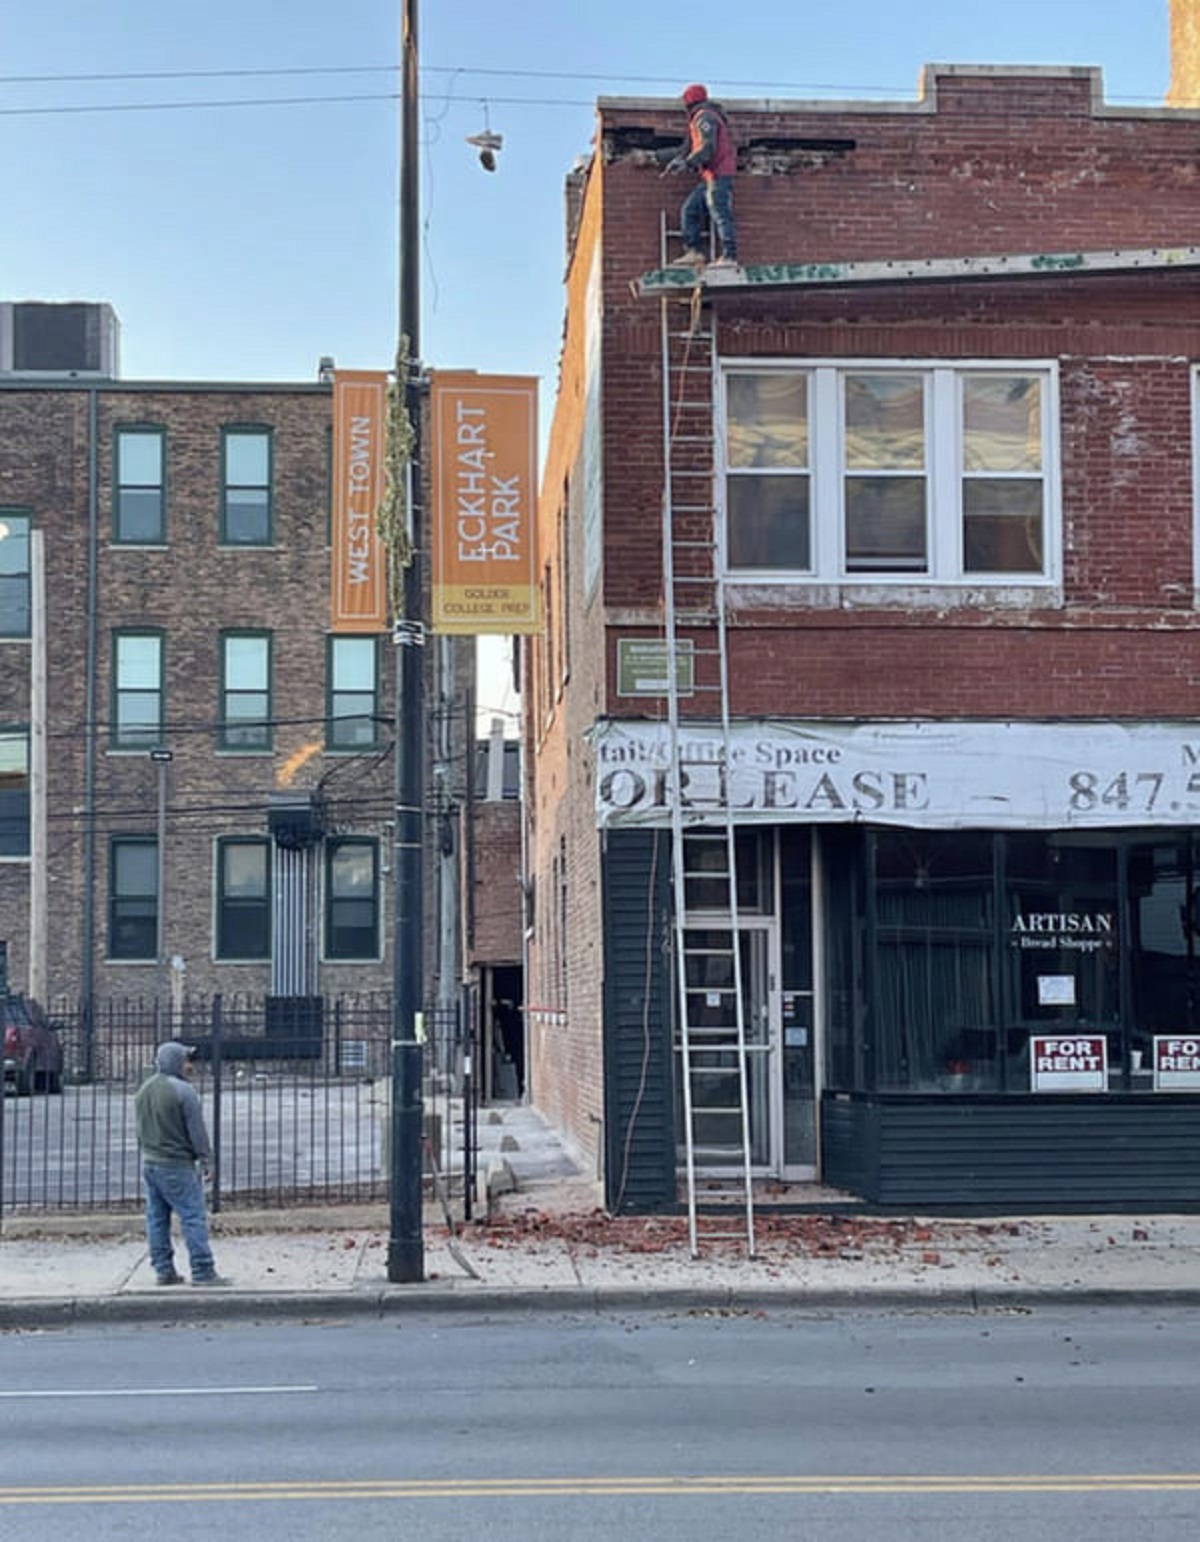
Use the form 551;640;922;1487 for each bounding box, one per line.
872;831;997;1090
845;829;1155;1093
1003;836;1120;1077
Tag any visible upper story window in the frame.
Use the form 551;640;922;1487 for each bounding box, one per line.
112;630;163;748
0;510;31;638
221;427;273;545
721;362;1057;590
327;635;380;751
0;727;30;858
114;426;166;544
220;631;272;751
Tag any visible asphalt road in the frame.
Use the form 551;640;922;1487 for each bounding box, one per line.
3;1305;1200;1539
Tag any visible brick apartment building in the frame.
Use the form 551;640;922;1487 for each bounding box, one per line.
525;42;1200;1213
0;312;520;1074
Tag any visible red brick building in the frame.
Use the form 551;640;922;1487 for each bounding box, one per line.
525;62;1200;1214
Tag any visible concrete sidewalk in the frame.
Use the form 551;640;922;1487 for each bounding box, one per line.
3;1105;1200;1324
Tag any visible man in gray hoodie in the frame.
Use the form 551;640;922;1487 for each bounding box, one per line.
133;1041;227;1286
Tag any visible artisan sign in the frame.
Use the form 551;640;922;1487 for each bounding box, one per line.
331;370;388;633
1153;1036;1200;1091
1010;911;1116;953
429;371;539;635
1030;1034;1107;1093
591;719;1200;829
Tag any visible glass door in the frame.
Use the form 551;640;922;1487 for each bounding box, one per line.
676;920;779;1172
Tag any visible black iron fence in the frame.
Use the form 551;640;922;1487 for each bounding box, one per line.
0;994;476;1218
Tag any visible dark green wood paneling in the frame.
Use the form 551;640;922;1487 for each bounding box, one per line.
602;829;677;1213
822;1092;1200;1210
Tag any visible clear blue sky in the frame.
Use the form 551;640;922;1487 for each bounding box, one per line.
2;2;1172;723
4;1;1170;389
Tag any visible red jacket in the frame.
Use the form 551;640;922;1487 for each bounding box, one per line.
687;103;736;180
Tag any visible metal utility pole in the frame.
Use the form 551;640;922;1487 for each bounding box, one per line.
388;0;425;1284
150;747;173;1027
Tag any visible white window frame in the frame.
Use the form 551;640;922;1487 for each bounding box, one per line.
718;358;1061;601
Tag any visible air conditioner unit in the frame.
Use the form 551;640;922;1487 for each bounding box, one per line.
0;301;119;378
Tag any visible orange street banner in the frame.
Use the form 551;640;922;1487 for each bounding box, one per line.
430;371;539;635
331;370;388;632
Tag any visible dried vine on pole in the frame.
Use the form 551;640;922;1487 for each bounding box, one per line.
377;336;417;621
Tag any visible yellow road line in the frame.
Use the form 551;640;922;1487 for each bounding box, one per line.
3;1474;1200;1505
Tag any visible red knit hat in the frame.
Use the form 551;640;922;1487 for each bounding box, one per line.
682;84;708;107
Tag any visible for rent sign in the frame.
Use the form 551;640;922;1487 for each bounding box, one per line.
430;372;539;635
331;370;388;633
1154;1036;1200;1091
1030;1035;1107;1092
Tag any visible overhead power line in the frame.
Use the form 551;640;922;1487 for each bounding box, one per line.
0;60;1167;112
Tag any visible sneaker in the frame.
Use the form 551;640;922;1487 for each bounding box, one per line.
669;249;706;268
191;1274;233;1288
156;1270;184;1286
708;255;740;269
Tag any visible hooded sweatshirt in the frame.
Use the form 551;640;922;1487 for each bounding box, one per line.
133;1041;213;1167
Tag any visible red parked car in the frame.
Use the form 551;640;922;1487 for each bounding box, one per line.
2;996;64;1096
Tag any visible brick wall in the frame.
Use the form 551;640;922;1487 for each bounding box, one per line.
0;383;401;1004
527;67;1200;1171
469;799;522;963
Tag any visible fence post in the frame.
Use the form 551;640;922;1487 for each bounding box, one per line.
210;994;223;1214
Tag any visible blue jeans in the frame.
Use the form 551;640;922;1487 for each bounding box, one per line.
682;176;737;260
143;1162;216;1281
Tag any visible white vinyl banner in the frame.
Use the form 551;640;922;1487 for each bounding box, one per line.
591;719;1200;829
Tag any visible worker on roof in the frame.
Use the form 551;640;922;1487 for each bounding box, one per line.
660;83;739;269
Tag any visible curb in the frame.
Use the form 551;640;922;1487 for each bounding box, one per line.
6;1282;1200;1329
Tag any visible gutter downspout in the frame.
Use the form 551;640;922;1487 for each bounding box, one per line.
81;386;99;1071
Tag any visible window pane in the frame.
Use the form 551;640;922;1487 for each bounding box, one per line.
0;729;30;858
117;635;161;689
727;373;808;467
0;514;31;637
223;489;269;545
115;841;157;893
223;842;268;897
845;374;925;469
117;489;164;543
873;831;997;1092
225;432;269;484
225;636;268;689
845;476;927;571
333;638;375;690
117;430;163;484
727;476;810;569
963;479;1044;573
963;376;1042;472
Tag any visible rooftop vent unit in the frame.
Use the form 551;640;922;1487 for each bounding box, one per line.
0;301;120;378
